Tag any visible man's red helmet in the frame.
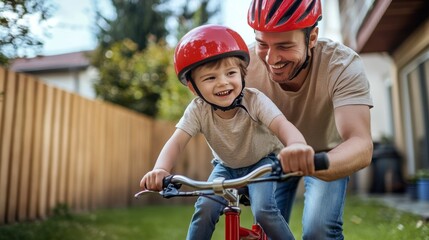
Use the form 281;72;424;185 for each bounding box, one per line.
174;24;249;85
247;0;322;32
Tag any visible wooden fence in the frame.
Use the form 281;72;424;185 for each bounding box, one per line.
0;67;213;225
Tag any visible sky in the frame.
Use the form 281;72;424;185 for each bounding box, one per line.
34;0;254;56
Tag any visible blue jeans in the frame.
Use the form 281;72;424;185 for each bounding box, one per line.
275;176;349;240
186;155;294;240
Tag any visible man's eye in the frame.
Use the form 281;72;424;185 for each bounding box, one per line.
257;43;268;48
279;45;292;50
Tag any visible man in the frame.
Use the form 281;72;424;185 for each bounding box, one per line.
246;0;373;239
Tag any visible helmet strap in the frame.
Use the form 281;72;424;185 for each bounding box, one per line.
288;28;313;80
288;42;310;80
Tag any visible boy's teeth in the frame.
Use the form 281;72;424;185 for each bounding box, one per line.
216;90;230;96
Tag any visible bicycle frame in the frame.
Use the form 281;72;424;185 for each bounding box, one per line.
221;188;268;240
135;152;329;240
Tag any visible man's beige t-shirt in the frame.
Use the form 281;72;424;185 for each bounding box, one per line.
246;38;373;152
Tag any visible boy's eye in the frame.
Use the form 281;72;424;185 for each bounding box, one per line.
203;76;215;81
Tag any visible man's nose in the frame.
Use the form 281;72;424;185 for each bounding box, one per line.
265;48;280;65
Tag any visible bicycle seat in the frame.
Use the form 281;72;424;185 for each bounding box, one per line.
238;187;251;206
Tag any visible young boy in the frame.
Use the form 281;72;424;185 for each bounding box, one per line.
140;24;314;240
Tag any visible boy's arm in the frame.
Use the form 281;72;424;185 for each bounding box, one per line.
268;114;315;175
140;129;192;190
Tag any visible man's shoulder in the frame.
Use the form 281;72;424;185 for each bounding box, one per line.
243;87;276;107
316;38;358;56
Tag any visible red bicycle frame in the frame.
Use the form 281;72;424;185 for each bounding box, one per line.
225;206;268;240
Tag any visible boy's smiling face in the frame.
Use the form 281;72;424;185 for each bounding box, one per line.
190;57;243;109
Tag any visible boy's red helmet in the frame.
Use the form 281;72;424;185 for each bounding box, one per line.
247;0;322;32
174;24;249;85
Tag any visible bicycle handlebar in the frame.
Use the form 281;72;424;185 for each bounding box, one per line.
135;152;329;199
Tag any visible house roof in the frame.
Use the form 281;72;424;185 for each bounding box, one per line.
10;51;92;73
356;0;429;54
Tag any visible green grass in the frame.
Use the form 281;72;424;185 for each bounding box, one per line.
0;195;428;240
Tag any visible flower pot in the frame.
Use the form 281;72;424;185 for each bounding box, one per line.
417;178;429;201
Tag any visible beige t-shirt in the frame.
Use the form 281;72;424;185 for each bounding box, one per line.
176;88;284;168
246;38;373;151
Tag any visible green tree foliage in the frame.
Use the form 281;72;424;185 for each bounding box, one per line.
95;0;169;51
93;39;171;116
0;0;54;66
92;0;219;119
156;63;194;121
175;0;220;40
92;0;170;116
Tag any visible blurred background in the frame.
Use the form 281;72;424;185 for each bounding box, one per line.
1;0;429;225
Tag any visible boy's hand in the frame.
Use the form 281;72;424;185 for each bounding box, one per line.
140;168;170;191
277;143;315;175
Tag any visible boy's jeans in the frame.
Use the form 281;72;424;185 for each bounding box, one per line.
275;175;349;240
186;155;294;240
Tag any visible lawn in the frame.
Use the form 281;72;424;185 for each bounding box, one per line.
0;195;428;240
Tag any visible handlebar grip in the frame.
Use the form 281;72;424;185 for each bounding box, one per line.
162;175;182;189
314;152;329;171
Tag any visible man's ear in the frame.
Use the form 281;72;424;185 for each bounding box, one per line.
187;81;197;95
309;27;319;49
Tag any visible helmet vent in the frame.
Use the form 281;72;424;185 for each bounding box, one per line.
257;0;262;24
297;0;316;23
250;0;256;21
266;0;283;25
276;0;302;26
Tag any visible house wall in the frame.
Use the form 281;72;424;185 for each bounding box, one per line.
392;19;429;176
33;67;98;99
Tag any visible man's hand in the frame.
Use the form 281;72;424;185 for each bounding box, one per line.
140;168;170;191
277;143;315;175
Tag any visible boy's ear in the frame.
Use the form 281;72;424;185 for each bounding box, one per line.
187;81;197;95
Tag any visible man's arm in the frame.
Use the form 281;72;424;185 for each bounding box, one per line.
315;105;373;181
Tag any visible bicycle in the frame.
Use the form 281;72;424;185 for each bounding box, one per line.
135;152;329;240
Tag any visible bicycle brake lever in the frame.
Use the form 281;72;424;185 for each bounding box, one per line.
134;190;159;198
161;183;181;198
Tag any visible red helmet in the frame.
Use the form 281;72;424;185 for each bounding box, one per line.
174;24;249;85
247;0;322;32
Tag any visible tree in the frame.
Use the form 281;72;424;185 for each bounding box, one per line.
95;0;170;51
174;0;220;40
92;0;219;118
0;0;54;66
93;39;172;116
92;0;170;116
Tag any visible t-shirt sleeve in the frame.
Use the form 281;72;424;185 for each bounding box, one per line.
249;89;284;127
175;99;201;137
329;50;373;109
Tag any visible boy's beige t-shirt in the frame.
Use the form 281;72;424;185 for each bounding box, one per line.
246;38;373;152
176;88;284;169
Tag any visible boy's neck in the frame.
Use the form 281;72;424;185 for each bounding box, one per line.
214;108;239;119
